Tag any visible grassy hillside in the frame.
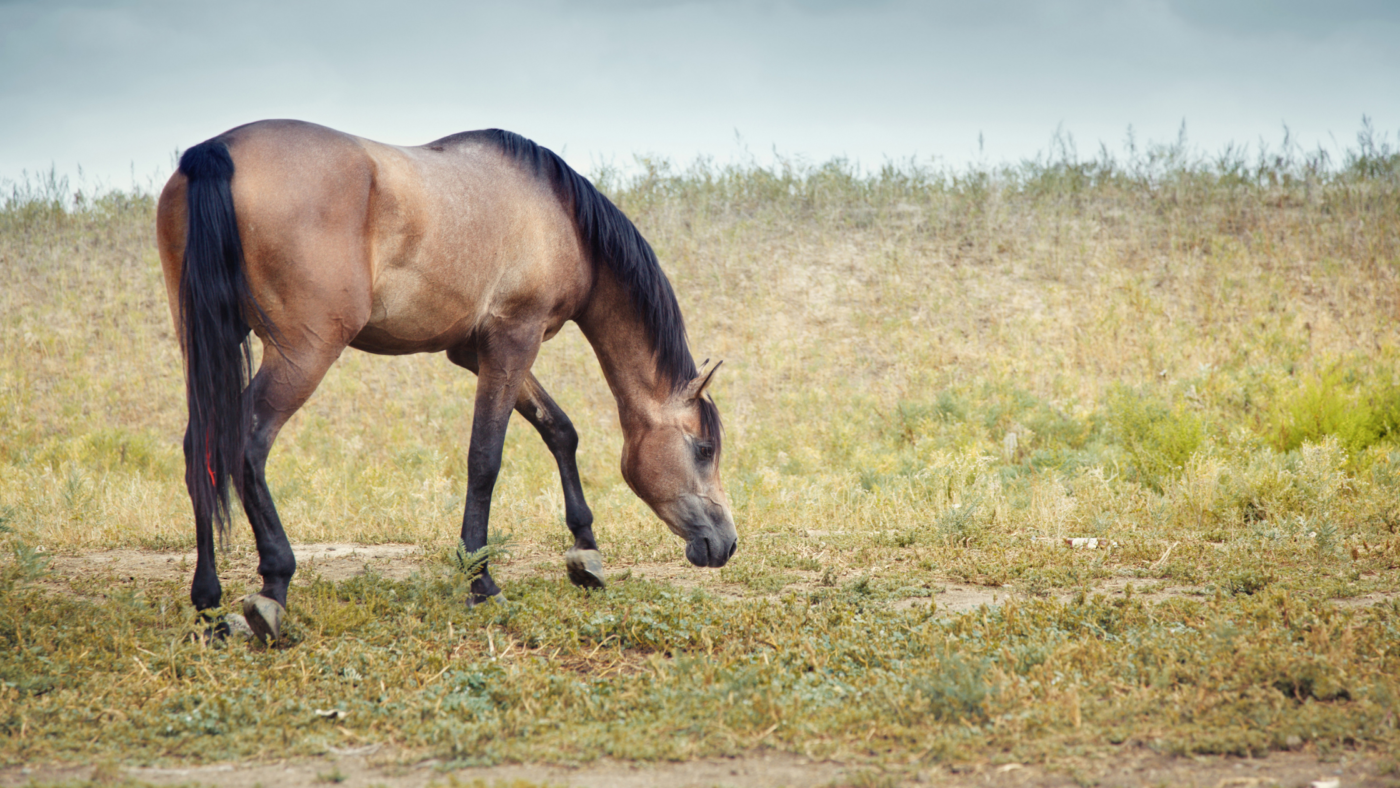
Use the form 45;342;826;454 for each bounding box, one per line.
4;132;1400;592
2;129;1400;768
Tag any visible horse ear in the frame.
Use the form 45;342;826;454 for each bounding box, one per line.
685;359;723;401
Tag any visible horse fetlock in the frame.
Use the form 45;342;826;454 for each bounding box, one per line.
468;572;504;608
564;548;606;590
242;593;286;646
190;576;222;612
256;561;296;585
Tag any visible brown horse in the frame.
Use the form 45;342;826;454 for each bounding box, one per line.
156;119;735;641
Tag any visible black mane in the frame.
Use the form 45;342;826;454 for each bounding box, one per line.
450;129;722;452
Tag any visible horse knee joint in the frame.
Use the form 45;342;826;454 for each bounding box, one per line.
556;423;579;455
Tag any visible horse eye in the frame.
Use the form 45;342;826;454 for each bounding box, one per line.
694;441;715;462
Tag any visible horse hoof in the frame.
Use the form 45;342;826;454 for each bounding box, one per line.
468;592;508;610
564;548;606;590
242;594;285;645
193;610;232;643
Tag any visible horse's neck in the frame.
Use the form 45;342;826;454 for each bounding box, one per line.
575;267;671;431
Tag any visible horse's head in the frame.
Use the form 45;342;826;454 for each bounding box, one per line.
621;361;737;568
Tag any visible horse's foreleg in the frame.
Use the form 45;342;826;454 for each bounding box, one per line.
455;333;540;604
514;376;604;589
446;349;602;589
510;375;596;550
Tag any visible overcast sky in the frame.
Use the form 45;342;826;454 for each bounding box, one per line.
2;0;1397;190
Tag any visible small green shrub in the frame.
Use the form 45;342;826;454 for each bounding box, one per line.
1104;385;1204;490
1267;367;1400;454
1223;566;1276;596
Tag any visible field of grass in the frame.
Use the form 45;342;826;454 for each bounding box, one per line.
3;127;1400;778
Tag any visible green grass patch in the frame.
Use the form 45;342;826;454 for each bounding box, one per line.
1104;384;1204;492
1268;365;1400;456
1;564;1397;766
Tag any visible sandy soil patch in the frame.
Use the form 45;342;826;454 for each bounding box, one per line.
43;543;424;590
0;748;1387;788
37;543;1397;614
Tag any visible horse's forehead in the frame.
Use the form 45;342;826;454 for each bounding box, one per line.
675;400;701;427
658;399;706;438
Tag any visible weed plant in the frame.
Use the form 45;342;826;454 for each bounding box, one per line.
3;123;1400;765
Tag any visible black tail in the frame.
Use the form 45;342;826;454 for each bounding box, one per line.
178;140;254;537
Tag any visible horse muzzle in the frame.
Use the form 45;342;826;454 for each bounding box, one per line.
658;493;737;568
685;532;738;568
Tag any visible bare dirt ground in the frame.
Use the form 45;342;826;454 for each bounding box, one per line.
42;542;426;591
1;747;1391;787
18;545;1399;788
41;542;1396;612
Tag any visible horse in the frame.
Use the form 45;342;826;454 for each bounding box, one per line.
156;119;736;642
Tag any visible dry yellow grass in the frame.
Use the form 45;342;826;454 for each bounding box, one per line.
3;138;1400;598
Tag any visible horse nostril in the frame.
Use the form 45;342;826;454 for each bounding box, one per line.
727;540;737;559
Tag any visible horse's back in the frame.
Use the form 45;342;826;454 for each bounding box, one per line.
158;120;592;357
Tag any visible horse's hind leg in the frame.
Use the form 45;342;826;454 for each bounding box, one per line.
232;343;343;640
446;349;602;589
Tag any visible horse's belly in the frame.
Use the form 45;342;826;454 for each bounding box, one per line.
350;267;482;354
